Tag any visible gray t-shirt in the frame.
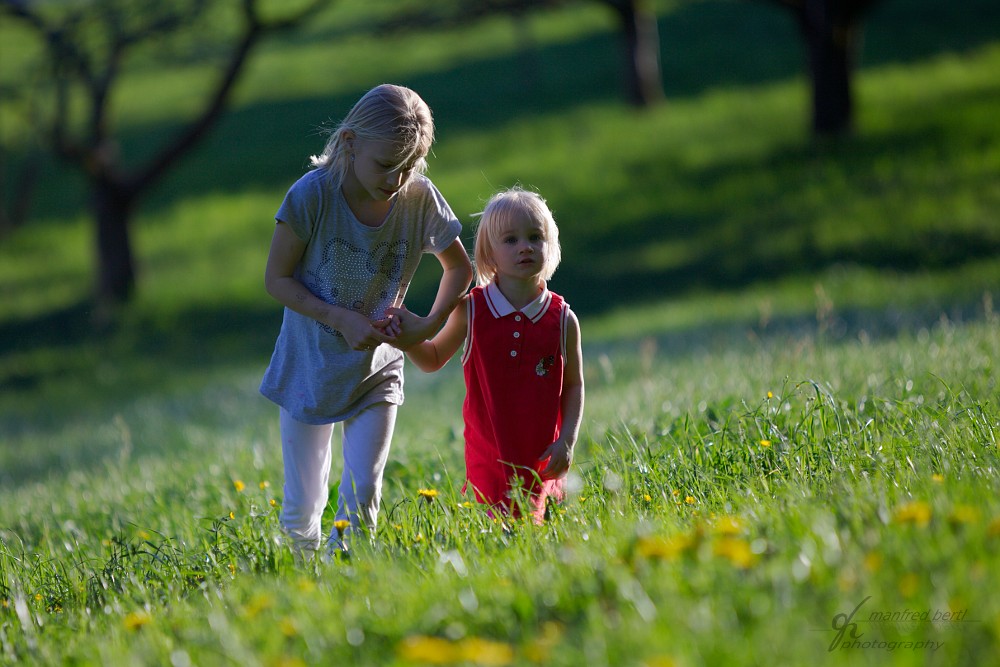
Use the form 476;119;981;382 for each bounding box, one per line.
260;170;462;424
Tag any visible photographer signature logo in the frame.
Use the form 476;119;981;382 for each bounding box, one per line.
827;596;965;653
829;596;870;651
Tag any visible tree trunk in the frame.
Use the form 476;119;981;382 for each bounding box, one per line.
93;180;136;304
610;0;664;106
799;0;862;137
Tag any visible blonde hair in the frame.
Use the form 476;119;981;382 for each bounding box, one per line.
473;187;562;287
310;84;434;191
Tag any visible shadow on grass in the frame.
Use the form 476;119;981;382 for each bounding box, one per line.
15;0;1000;220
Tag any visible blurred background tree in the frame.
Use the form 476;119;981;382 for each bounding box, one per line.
365;0;665;106
0;0;331;310
758;0;883;137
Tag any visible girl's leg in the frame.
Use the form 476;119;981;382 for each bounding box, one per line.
333;401;397;537
279;408;334;553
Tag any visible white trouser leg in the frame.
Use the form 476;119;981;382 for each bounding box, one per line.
333;401;397;538
278;408;334;553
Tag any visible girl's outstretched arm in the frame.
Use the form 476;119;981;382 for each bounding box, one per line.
402;294;470;373
539;309;585;480
387;238;472;350
264;221;394;350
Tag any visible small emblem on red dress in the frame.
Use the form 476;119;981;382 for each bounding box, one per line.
535;355;555;376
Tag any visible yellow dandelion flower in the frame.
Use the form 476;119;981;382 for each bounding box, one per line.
523;622;564;663
280;618;299;638
713;537;757;569
229;511;235;520
228;563;236;575
333;519;351;536
893;501;931;527
766;391;773;400
459;501;473;509
415;532;425;542
931;473;944;484
418;488;439;501
898;572;920;598
712;516;744;535
34;594;42;601
643;494;652;503
643;657;679;667
949;504;979;525
269;498;277;507
123;610;152;631
397;635;458;664
684;496;696;505
259;481;270;490
233;480;246;493
243;593;275;619
457;637;514;665
671;489;680;497
864;552;882;572
759;439;772;448
635;534;695;561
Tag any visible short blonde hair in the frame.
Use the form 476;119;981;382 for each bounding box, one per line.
473;187;562;287
310;84;434;191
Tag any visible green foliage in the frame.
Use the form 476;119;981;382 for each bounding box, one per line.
1;317;998;665
1;0;999;664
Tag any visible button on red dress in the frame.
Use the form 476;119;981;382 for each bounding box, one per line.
461;283;569;520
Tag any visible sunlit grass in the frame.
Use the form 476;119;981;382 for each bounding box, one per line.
2;1;999;664
2;315;998;665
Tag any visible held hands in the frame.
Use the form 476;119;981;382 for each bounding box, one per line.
538;438;574;480
336;309;395;352
384;305;438;350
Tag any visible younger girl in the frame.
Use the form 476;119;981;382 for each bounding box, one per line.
260;84;472;553
400;187;584;521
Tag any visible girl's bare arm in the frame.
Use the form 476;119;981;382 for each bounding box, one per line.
264;221;393;350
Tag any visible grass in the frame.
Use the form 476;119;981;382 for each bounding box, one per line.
2;0;1000;664
2;315;998;665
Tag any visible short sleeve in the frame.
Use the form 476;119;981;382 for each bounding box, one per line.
418;178;463;254
275;170;326;243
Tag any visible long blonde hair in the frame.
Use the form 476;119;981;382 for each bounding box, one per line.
473;187;562;287
310;84;434;191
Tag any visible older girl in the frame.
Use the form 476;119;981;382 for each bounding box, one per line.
261;84;472;553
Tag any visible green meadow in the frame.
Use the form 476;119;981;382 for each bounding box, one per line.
1;0;999;665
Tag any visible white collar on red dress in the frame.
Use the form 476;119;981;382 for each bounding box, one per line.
483;281;551;323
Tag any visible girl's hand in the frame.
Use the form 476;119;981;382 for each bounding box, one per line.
335;309;394;351
538;439;574;480
374;312;403;338
384;305;435;350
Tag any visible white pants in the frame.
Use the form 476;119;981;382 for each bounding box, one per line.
278;402;397;552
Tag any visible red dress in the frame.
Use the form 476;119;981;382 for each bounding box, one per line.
461;283;569;520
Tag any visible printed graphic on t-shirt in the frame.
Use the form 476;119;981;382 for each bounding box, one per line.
305;237;410;336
